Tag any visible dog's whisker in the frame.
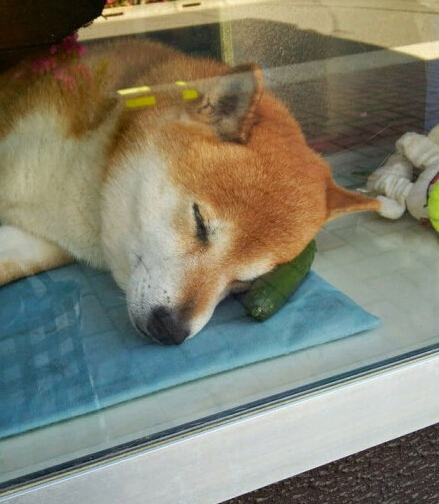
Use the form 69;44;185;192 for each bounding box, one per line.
115;279;128;291
133;252;149;274
115;291;127;301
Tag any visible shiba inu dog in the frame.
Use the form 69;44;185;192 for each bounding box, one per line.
0;37;380;344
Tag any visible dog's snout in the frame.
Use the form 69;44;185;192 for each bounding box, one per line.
135;306;190;345
147;306;190;345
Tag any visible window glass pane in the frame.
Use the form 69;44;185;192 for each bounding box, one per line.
1;0;438;489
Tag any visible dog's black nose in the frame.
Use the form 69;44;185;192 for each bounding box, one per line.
141;306;190;345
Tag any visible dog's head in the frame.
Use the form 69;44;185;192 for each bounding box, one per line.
101;64;380;344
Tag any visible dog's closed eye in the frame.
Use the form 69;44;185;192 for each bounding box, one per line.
192;203;208;244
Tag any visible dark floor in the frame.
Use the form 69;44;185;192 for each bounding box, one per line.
287;61;428;151
223;423;439;504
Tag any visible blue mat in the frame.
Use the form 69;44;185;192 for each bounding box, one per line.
0;264;379;439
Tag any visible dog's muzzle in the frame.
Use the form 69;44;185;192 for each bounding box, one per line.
134;306;190;345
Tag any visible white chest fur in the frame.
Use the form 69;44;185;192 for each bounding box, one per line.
0;111;112;268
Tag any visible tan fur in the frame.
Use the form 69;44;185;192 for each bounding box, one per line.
0;38;380;344
0;226;74;286
0;254;73;285
0;261;33;285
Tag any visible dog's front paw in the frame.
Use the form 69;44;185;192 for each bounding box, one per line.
0;225;74;286
0;259;27;286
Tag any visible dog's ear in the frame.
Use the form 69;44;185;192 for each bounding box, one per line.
326;180;381;220
191;64;264;143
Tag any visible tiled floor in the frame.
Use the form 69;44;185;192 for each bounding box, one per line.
292;61;427;154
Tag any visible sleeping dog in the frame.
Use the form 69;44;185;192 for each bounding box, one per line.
0;38;380;344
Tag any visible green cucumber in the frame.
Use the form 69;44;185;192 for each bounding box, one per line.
243;240;316;321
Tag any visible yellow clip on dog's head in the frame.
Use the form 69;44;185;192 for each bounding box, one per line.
117;81;198;109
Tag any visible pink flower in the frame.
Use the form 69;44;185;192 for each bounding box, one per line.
77;44;87;57
18;33;87;81
61;35;78;54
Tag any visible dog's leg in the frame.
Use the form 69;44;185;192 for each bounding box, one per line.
0;226;74;285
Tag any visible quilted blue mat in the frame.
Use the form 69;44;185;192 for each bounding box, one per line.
0;264;379;439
